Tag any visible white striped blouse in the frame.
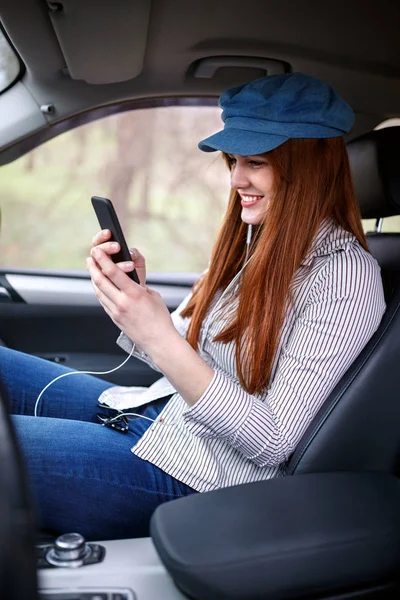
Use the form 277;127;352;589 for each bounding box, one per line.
99;219;386;492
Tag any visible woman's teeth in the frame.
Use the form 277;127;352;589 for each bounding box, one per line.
241;195;263;203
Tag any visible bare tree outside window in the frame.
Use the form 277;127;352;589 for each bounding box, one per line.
0;105;230;273
0;29;20;92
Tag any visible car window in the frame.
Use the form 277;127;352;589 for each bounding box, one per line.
362;215;400;234
2;105;397;274
0;105;230;273
0;28;20;92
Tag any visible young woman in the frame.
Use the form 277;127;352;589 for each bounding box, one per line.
0;73;385;540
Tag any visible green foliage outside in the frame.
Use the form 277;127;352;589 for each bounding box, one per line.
0;106;230;273
0;104;398;275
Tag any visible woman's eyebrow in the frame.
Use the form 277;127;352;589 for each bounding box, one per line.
227;154;266;159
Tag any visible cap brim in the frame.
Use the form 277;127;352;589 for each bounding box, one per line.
198;128;289;155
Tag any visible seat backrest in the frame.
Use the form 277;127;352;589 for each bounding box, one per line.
367;233;400;301
288;126;400;476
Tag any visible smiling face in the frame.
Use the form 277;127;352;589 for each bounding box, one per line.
228;154;275;225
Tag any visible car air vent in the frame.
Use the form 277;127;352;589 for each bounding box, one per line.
46;0;151;84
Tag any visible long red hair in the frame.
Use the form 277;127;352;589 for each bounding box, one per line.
181;137;367;395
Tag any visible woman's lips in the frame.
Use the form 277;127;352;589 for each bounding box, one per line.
240;194;264;207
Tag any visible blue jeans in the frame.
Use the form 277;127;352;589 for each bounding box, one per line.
0;347;196;540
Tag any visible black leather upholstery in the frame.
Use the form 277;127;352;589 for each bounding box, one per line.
151;472;400;600
287;284;400;475
367;233;400;301
288;127;400;476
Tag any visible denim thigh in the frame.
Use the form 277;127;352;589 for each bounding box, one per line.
12;409;196;540
0;348;197;539
0;347;115;420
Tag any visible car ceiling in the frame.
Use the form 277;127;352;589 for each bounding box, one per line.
0;0;400;164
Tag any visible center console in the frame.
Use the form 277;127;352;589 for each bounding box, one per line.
37;537;186;600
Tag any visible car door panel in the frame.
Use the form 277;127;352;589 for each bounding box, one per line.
0;270;195;387
4;273;192;308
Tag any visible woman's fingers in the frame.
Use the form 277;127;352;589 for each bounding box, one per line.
91;229;122;256
91;280;120;325
94;241;123;255
88;248;141;298
129;247;145;264
92;229;112;247
116;260;137;274
91;233;146;279
87;255;121;301
129;247;146;284
90;232;147;285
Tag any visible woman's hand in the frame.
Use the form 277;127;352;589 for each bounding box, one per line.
88;228;214;405
87;234;178;357
91;229;146;285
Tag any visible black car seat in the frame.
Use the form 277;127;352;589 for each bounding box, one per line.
287;126;400;476
151;127;400;600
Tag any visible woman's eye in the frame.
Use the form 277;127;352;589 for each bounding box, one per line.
248;160;265;168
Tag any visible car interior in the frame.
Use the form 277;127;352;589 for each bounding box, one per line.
0;1;400;599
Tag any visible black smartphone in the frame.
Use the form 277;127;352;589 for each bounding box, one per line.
91;196;140;284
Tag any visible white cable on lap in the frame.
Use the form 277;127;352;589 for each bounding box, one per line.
33;344;135;417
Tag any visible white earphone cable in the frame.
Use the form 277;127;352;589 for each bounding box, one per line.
34;344;135;417
34;226;254;423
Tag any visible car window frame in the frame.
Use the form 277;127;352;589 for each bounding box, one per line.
0;97;218;166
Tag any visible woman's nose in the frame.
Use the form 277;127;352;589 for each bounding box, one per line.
230;164;249;190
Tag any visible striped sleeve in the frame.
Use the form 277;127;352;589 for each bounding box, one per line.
116;289;193;372
183;249;386;467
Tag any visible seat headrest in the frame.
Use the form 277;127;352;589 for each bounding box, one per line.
347;126;400;219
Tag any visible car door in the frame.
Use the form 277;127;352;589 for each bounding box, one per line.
0;268;195;386
0;101;229;387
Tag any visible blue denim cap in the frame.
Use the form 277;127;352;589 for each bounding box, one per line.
198;73;355;155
